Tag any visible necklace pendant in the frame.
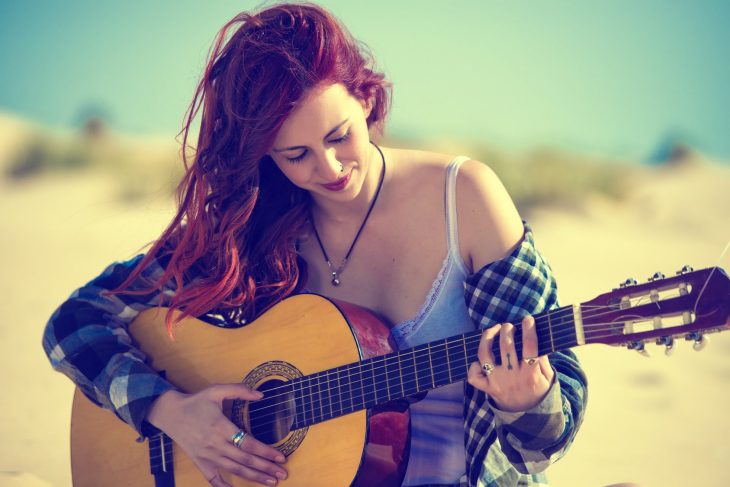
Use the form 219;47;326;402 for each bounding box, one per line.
331;272;341;286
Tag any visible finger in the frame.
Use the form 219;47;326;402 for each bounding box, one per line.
207;471;233;487
208;384;264;403
477;324;501;367
217;456;279;486
246;436;287;464
224;428;286;464
538;356;554;382
499;322;517;371
466;361;490;391
223;443;287;480
521;315;539;362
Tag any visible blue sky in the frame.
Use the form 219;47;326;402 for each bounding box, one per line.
1;0;729;160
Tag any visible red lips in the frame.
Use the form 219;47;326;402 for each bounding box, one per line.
321;171;351;191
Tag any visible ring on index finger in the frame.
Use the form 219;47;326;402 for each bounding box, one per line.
230;429;247;448
481;362;496;376
523;357;538;366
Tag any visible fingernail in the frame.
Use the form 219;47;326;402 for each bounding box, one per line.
276;455;286;463
266;479;276;486
276;471;287;480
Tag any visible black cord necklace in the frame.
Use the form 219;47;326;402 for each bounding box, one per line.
311;141;386;286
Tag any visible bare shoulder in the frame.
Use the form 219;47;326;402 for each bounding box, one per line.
383;146;456;190
455;159;525;272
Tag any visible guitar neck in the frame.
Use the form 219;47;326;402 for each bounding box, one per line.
287;304;579;429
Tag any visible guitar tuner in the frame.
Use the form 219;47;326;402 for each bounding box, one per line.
686;332;709;351
676;265;694;275
648;272;666;282
620;278;638;288
656;336;674;356
627;341;650;358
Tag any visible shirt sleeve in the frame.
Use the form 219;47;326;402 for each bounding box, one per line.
462;221;588;484
42;253;178;436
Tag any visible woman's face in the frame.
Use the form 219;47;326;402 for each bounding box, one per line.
267;82;374;204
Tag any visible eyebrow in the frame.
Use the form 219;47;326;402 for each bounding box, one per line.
272;118;349;153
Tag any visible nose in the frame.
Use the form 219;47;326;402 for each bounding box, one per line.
317;148;342;181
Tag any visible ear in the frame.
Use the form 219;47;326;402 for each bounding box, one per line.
360;96;374;119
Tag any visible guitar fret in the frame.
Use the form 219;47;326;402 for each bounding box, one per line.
462;335;469;372
385;355;401;401
304;375;313;426
292;379;302;430
328;369;340;418
400;349;417;397
363;358;376;408
383;356;391;400
358;364;366;407
397;353;405;398
547;311;555;352
324;372;333;420
446;336;467;382
336;365;350;415
314;373;324;423
414;344;432;393
445;339;452;383
430;339;449;387
428;343;435;388
412;349;419;392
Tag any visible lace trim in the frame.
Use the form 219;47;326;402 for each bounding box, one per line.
391;252;453;348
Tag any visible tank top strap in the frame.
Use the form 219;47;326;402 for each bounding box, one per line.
444;155;471;261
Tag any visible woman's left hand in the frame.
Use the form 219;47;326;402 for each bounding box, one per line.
466;315;554;412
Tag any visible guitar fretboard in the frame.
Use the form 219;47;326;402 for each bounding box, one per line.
282;304;578;429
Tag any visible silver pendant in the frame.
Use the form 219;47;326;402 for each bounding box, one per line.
331;271;341;286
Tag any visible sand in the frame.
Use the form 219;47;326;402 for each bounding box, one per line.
1;115;728;486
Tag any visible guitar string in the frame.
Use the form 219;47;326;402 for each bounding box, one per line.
148;272;716;460
194;312;696;434
148;306;717;465
202;292;696;414
210;293;723;430
692;240;729;317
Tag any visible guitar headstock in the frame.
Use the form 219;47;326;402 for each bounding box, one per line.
581;266;730;355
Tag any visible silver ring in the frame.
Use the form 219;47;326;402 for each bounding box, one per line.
523;357;538;366
230;429;247;448
481;362;496;376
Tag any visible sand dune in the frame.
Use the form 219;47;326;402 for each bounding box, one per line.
0;115;728;486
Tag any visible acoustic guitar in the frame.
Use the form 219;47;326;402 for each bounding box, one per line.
70;266;729;486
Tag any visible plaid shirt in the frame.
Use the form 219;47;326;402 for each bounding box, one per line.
459;223;587;487
43;223;586;486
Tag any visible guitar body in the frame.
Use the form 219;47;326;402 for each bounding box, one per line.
70;294;410;486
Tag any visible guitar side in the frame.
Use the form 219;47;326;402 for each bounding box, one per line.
70;294;409;486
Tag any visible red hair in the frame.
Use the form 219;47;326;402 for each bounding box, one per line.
115;2;392;331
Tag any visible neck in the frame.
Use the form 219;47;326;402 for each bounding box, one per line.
310;143;385;223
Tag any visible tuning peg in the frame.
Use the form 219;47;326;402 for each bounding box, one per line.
676;265;694;275
656;336;674;356
627;341;650;358
620;278;638;288
648;272;666;282
689;333;709;351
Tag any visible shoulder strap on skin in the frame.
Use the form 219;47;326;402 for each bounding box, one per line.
444;155;470;258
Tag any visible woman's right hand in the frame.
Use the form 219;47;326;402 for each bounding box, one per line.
146;384;288;487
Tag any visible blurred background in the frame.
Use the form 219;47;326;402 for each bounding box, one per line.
1;1;728;486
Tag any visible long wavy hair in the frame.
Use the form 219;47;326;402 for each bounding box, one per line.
114;2;391;331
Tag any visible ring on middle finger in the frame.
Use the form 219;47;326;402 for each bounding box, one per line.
230;429;247;448
481;362;496;376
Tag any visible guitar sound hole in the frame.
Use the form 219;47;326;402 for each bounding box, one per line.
248;379;296;445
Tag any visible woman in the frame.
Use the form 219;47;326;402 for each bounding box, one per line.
43;3;587;486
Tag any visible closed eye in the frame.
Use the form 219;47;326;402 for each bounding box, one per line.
285;130;351;163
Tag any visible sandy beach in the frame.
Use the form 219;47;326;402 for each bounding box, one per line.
1;114;728;486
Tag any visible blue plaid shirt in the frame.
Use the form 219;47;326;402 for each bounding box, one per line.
42;222;586;487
